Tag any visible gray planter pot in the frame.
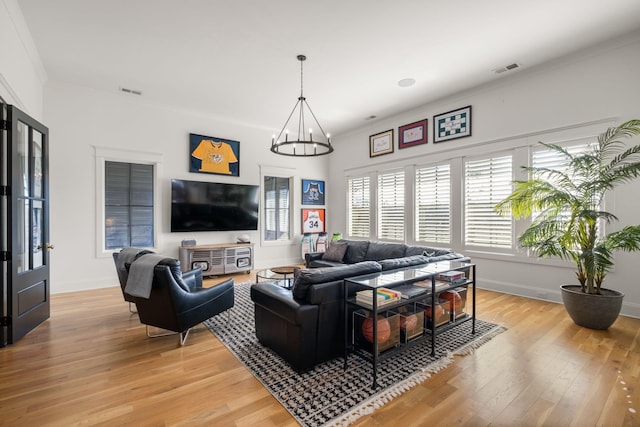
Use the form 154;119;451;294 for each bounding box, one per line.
560;284;624;330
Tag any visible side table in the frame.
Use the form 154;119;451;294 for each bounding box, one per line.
255;266;299;289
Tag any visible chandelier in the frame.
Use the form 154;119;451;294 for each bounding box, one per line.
271;55;334;156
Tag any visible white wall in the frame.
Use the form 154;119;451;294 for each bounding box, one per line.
328;31;640;317
44;83;329;292
0;0;46;117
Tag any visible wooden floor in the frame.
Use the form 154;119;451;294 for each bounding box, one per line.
1;270;639;427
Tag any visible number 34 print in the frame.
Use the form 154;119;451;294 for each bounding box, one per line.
302;209;325;234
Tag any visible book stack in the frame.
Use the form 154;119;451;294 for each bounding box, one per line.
413;279;450;292
355;288;401;308
436;271;465;282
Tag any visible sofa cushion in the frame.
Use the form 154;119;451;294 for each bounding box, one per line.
365;242;406;261
308;259;346;268
292;261;382;300
322;241;348;262
342;240;370;264
378;255;429;271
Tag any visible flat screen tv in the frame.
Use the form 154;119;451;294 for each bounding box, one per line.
171;179;259;232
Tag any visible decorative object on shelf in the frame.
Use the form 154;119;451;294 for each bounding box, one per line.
369;129;394;157
271;55;333;157
301;233;314;261
433;105;472;143
315;232;328;253
331;232;342;242
495;119;640;330
301;179;325;205
361;314;392;343
398;119;428;149
301;208;325;234
189;133;240;176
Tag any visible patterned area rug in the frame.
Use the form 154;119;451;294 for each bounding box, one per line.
206;282;504;427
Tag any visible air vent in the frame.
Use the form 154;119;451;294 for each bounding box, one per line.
493;63;521;74
119;87;143;96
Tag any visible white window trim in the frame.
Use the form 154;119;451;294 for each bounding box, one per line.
94;146;163;258
260;165;296;247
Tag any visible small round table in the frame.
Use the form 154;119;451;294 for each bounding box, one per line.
255;266;300;289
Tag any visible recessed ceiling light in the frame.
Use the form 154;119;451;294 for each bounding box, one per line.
365;115;377;120
398;78;416;87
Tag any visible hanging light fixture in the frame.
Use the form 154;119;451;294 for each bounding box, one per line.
271;55;333;156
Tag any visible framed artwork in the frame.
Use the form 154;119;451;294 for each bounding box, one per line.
369;129;394;157
189;133;240;176
398;119;428;149
433;105;472;143
302;208;326;234
302;179;325;205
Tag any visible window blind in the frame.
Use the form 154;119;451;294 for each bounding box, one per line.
105;161;154;250
415;164;451;244
264;176;290;241
377;171;404;241
464;155;512;248
348;176;370;237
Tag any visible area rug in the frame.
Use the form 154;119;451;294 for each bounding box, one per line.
205;282;505;427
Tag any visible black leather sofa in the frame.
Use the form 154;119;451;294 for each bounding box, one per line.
305;239;467;269
250;261;381;372
250;241;469;372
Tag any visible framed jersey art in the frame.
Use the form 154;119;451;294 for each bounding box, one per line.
302;208;325;234
189;133;240;176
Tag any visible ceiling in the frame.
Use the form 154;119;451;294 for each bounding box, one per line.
17;0;640;137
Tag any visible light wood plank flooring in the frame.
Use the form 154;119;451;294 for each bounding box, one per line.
1;270;639;426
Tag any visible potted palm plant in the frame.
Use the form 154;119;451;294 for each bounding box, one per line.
495;119;640;329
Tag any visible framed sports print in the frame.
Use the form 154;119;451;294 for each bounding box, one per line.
189;133;240;176
302;179;325;205
398;119;428;149
302;208;325;234
369;129;394;157
433;105;472;143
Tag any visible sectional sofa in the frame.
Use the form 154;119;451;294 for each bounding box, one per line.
250;240;468;372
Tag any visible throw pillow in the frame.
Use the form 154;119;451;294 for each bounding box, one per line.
322;242;348;262
423;249;436;257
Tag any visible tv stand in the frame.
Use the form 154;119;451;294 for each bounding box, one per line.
178;243;254;276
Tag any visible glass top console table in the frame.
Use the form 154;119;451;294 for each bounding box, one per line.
344;260;476;388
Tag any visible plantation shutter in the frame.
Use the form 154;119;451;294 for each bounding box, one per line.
377;171;405;241
264;176;290;241
464;155;512;248
415;164;451;244
348;176;370;237
105;161;154;250
532;142;592;222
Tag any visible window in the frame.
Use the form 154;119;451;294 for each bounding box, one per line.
464;155;513;248
104;161;154;250
263;176;291;241
531;141;595;225
348;176;371;237
415;163;451;244
377;170;405;241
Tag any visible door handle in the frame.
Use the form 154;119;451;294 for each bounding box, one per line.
37;243;55;250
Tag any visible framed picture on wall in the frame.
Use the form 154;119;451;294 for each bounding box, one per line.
189;133;240;176
398;119;428;149
433;106;472;143
369;129;394;157
301;179;325;205
302;208;326;234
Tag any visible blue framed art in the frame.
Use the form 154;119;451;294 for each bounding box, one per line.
301;179;325;205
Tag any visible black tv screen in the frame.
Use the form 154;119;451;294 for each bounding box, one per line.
171;179;259;232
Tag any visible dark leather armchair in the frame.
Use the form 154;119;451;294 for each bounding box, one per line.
124;254;235;345
113;248;154;312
